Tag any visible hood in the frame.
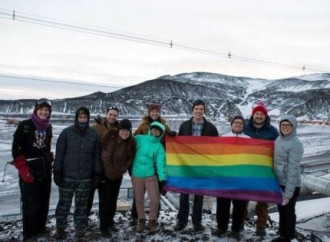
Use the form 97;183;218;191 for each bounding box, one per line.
148;121;166;140
279;114;297;138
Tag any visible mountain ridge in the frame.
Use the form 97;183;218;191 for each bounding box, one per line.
1;72;330;120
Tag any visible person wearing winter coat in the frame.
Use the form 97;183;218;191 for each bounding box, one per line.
243;101;279;237
272;115;304;242
175;100;219;232
12;98;53;241
130;103;172;223
87;106;119;216
98;119;136;237
216;115;250;238
53;106;102;239
131;121;167;234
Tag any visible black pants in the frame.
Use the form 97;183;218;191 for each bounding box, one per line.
177;194;203;226
98;177;123;231
277;186;300;239
19;176;51;240
87;186;97;216
216;197;247;232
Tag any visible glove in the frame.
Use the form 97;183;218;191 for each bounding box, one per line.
13;155;34;183
159;181;167;196
167;130;177;137
94;115;102;124
53;170;65;188
92;174;102;189
49;152;54;163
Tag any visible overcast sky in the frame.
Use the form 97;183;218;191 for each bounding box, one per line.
0;0;330;100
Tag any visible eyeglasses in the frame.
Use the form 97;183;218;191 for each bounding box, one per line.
107;106;119;113
233;121;244;125
280;123;292;127
36;98;52;107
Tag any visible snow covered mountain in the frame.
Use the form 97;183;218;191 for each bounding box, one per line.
1;72;330;120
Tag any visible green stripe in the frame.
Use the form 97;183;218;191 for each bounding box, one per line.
167;165;275;178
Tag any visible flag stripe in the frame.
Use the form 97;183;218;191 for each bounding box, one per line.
167;136;274;147
166;176;280;192
167;153;273;167
167;165;275;178
166;142;273;156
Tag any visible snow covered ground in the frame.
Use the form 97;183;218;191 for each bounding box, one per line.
0;117;329;241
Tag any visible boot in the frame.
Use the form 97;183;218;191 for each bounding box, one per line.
76;229;85;238
149;219;157;234
136;219;146;233
54;229;66;239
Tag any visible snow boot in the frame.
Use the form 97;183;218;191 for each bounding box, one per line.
136;219;146;233
149;219;157;234
54;229;66;239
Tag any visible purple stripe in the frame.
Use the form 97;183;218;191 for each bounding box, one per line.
165;186;283;204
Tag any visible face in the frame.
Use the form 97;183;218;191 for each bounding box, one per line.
193;104;205;122
231;119;244;134
106;110;119;124
118;129;131;140
36;107;50;120
78;114;88;123
149;109;160;120
253;111;266;126
280;121;293;136
151;128;161;137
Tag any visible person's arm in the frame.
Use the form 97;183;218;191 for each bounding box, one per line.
155;145;167;181
53;130;67;172
284;141;304;202
12;121;25;159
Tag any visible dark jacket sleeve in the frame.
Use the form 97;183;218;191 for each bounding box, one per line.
93;134;102;175
53;129;67;172
12;121;25;159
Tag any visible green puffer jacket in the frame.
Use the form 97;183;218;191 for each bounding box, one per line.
132;121;167;181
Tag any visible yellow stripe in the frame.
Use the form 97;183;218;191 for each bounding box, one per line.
166;153;273;167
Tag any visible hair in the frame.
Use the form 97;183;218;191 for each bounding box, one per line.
192;99;206;111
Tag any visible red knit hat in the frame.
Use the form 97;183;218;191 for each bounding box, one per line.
148;103;161;113
252;101;268;117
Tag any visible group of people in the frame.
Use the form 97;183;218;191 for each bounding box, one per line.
12;98;303;242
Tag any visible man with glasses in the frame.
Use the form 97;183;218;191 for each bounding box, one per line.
216;115;250;239
87;107;120;216
243;101;279;237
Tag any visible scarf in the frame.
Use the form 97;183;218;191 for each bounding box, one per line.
31;113;50;131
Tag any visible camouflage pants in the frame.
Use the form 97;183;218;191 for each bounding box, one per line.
55;178;91;230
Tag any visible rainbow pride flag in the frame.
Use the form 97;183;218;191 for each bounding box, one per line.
165;136;283;204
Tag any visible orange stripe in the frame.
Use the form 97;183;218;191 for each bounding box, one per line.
166;136;274;148
166;142;273;156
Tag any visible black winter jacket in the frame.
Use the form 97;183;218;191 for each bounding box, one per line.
53;125;102;179
178;117;218;136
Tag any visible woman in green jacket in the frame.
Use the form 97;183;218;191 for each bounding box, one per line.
131;121;166;234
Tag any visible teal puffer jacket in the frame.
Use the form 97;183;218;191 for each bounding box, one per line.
132;121;167;181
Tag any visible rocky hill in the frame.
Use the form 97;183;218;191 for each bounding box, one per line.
1;72;330;120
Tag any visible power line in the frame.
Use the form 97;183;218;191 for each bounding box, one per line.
0;74;122;89
0;9;329;74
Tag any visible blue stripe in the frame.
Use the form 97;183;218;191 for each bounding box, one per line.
167;176;281;193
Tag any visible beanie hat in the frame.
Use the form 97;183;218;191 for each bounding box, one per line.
34;98;52;114
231;115;245;125
119;119;132;131
148;103;161;113
252;101;268;117
75;106;90;121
